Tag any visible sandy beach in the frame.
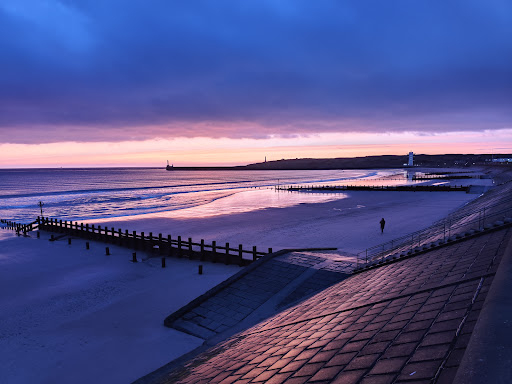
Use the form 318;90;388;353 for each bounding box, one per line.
0;173;493;384
94;188;482;256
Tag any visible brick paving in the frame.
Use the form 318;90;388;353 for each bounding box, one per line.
156;227;511;383
166;251;354;339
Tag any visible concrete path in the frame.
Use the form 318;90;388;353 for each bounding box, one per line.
164;250;355;341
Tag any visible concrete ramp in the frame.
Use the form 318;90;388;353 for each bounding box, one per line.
164;250;355;341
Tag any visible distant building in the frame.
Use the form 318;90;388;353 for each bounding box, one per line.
492;158;512;163
408;152;414;167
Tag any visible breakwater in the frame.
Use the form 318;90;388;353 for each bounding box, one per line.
277;184;470;192
1;217;272;266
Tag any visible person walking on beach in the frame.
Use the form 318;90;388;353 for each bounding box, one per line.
380;218;386;233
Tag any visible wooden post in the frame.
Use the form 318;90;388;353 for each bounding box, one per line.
211;241;217;262
111;227;115;243
177;236;182;257
225;242;230;265
200;239;205;260
105;247;110;256
68;238;71;245
268;247;273;254
161;257;166;268
118;229;122;245
253;246;257;261
188;237;192;257
198;265;203;275
133;230;137;249
168;235;172;256
239;244;244;266
86;241;90;250
141;232;145;250
132;252;137;263
159;233;163;255
37;231;40;238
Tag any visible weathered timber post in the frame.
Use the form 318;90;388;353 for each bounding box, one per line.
225;242;230;265
161;257;166;268
149;232;153;251
132;252;137;263
177;236;182;258
106;247;110;255
200;239;205;260
141;232;145;251
86;241;90;250
118;229;122;245
253;246;257;261
111;227;115;243
268;247;272;254
198;265;203;275
238;244;244;266
158;233;163;255
188;238;192;257
133;231;137;249
167;235;172;256
68;238;71;245
37;231;40;238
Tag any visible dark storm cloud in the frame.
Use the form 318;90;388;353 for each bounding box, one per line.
0;0;511;143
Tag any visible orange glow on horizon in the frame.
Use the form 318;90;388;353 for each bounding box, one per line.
1;130;511;168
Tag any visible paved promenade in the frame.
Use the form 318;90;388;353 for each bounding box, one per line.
165;251;355;341
152;226;512;383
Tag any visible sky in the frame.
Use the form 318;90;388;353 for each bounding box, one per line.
0;0;511;167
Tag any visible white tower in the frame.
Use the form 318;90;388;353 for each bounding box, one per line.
408;152;414;167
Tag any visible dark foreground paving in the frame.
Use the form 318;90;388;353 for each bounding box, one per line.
155;227;512;384
165;251;355;340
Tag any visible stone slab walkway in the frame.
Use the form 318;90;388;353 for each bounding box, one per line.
156;227;512;383
165;251;355;341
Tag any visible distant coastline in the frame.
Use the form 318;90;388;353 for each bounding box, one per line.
167;153;511;171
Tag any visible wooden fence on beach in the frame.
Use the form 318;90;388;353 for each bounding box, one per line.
276;184;471;192
1;217;271;266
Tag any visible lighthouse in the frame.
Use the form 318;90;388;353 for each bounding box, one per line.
408;152;414;167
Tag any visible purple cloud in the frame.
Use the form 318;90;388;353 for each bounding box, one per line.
0;0;511;144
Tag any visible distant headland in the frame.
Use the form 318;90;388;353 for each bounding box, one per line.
167;153;512;171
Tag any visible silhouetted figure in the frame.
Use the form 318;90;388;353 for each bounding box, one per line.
380;218;386;233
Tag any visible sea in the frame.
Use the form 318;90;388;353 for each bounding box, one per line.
0;168;411;223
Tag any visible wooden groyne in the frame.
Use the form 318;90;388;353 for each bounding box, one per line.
1;217;271;266
0;219;38;234
276;184;471;192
